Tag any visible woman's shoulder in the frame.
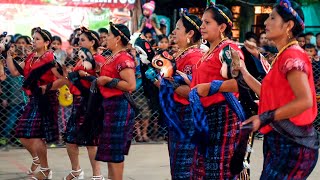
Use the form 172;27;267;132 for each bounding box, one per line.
42;51;54;61
94;54;106;63
115;51;134;61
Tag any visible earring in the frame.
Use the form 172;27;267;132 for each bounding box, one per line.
287;29;291;40
220;32;225;39
44;46;47;51
187;38;190;44
116;42;118;47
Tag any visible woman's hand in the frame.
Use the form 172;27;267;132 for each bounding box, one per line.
241;115;261;132
176;70;191;85
193;83;211;97
244;40;260;58
78;70;90;77
97;76;111;86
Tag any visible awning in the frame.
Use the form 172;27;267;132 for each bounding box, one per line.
0;0;135;9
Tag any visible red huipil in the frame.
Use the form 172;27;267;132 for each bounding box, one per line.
190;40;244;107
23;51;56;96
99;51;135;98
174;47;202;105
69;54;105;95
259;45;317;134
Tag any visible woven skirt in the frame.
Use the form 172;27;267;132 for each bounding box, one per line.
15;91;59;142
203;102;241;180
168;103;205;180
260;130;318;180
64;96;100;146
96;95;135;163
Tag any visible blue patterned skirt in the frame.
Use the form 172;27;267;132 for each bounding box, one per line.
168;103;205;180
15;91;59;142
95;95;135;163
260;130;318;180
64;96;100;146
203;102;241;180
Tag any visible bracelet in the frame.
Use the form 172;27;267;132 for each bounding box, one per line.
105;78;120;88
259;109;276;127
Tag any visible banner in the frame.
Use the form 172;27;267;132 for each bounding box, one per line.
0;3;131;48
0;0;135;9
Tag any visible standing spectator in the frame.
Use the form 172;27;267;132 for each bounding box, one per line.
131;48;152;142
0;67;27;147
51;35;70;147
316;33;320;56
297;33;306;48
305;32;315;45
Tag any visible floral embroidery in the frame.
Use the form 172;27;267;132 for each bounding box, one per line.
117;60;135;73
281;58;307;75
183;65;193;75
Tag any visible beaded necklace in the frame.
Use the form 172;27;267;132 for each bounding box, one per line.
270;40;299;67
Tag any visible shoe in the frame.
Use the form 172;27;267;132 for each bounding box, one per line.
91;175;105;180
63;169;84;180
31;167;52;180
27;156;40;175
49;144;57;148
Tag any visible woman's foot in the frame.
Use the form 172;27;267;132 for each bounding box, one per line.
27;156;40;175
63;169;84;180
91;175;105;180
32;167;52;180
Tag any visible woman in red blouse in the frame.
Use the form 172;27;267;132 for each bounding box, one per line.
166;13;205;179
95;23;136;180
6;28;65;179
189;4;244;179
63;27;105;180
240;0;319;179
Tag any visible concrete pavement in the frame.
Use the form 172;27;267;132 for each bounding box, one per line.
0;140;319;180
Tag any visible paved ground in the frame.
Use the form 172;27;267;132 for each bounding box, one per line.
0;140;319;180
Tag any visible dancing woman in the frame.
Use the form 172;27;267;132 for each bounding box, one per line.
189;4;244;179
164;12;205;179
6;27;65;180
95;23;136;180
240;1;319;179
63;27;105;180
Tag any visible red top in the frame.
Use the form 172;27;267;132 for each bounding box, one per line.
259;45;317;134
69;54;105;95
190;40;244;107
99;51;135;98
23;51;56;96
173;47;202;105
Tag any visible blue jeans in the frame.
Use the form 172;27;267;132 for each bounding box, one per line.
3;103;25;138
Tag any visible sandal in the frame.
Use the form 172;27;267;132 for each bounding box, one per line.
63;169;84;180
27;156;40;175
31;167;52;180
91;175;105;180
